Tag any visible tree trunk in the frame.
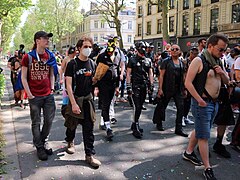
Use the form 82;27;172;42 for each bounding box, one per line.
114;0;123;49
162;0;169;49
116;19;123;49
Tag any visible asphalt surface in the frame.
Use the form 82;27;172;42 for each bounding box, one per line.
0;58;240;180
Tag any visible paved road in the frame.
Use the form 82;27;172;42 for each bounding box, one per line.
1;59;240;180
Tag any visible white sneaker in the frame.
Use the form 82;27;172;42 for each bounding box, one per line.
184;116;194;125
233;109;240;114
182;117;186;127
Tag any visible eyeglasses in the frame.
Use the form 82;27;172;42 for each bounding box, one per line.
171;48;179;51
215;46;226;52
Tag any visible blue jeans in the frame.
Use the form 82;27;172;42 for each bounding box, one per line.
29;94;56;148
191;98;218;139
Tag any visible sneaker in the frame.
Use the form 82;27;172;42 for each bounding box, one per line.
85;155;101;168
175;130;188;137
203;168;217;180
182;117;186;127
106;128;114;140
110;118;117;124
44;142;53;155
184;116;194;125
233;109;240;114
66;141;75;154
37;147;48;161
142;105;147;110
182;151;203;166
213;143;231;158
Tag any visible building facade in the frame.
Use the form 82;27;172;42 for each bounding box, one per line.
58;6;136;52
135;0;240;53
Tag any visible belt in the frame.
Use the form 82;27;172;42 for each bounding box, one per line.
201;97;218;103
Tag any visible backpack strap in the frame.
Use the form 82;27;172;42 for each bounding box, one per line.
72;58;77;93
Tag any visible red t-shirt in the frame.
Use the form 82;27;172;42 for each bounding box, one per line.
21;52;51;96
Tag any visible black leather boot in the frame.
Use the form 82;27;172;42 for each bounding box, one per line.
131;122;142;139
131;122;143;133
156;121;164;131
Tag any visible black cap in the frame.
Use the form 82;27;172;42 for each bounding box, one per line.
68;46;76;55
190;47;198;51
34;31;53;42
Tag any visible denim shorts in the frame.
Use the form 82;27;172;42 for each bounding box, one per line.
191;98;219;139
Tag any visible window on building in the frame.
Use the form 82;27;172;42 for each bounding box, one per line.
210;8;219;33
138;6;143;18
232;4;240;23
147;21;151;35
158;1;162;12
183;0;189;10
194;0;201;7
101;22;104;28
94;20;98;29
128;21;132;29
109;21;115;28
147;4;152;15
128;35;132;43
182;14;189;35
157;19;162;34
94;34;98;42
169;0;174;9
194;12;201;35
211;0;219;3
100;34;104;41
138;24;142;37
169;16;174;32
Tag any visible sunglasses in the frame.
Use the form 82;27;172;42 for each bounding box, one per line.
215;47;226;52
171;48;179;51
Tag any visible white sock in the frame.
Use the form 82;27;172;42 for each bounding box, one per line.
105;121;111;129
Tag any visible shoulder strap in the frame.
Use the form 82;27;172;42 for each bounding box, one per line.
72;58;77;93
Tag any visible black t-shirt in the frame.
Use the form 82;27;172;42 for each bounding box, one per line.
65;57;95;97
127;55;152;84
96;51;119;81
8;56;17;65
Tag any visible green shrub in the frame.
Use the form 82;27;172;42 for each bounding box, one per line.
0;74;5;98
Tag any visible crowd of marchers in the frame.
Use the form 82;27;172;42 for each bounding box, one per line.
5;31;240;180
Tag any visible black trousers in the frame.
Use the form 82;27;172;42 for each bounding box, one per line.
65;101;95;156
183;95;191;117
98;81;115;122
132;84;147;122
152;92;184;131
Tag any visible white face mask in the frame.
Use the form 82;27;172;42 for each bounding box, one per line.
82;48;92;57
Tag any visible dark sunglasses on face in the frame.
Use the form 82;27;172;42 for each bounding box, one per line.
215;47;226;52
171;48;179;51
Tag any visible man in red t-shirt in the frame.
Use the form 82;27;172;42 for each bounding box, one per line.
21;31;57;161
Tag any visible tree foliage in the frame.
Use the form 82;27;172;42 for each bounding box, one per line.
94;0;127;49
0;0;32;51
16;0;82;51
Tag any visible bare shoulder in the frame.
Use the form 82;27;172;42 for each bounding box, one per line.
189;57;203;73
